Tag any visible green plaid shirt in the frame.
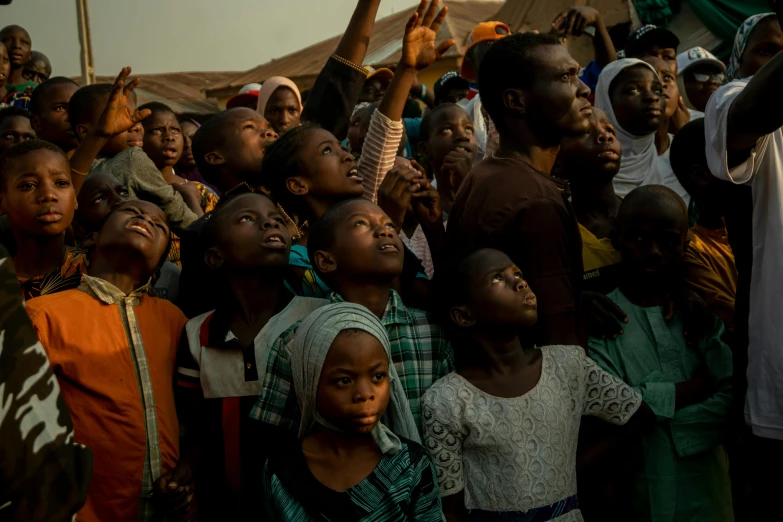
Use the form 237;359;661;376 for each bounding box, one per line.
249;290;454;432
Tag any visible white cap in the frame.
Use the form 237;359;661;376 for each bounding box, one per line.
677;47;726;76
238;83;262;94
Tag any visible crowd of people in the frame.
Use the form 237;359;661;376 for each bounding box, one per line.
1;0;782;520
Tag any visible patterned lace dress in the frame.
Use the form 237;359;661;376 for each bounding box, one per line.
422;345;642;521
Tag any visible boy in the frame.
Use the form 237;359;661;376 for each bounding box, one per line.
175;190;327;520
0;106;35;152
588;185;734;521
433;70;469;106
26;199;192;522
0;140;86;300
670;119;737;331
67;68;198;234
22;50;51;85
29;76;80;153
0;25;34;91
250;198;453;432
446;32;589;347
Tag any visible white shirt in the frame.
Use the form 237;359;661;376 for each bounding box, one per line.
705;78;783;439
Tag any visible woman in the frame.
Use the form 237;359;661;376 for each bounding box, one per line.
257;77;303;135
726;12;782;82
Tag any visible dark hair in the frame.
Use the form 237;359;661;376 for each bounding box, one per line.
0;106;30;126
67;83;114;129
191;108;244;183
178;112;215;126
419;103;465;143
0;139;66;189
201;185;275;249
0;25;30;39
669;117;706;195
617;184;688;225
305;198;360;276
29;77;79;116
98;201;173;272
478;32;562;129
261;122;320;216
138;101;176;121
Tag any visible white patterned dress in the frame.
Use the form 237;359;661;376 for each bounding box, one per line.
421;345;642;521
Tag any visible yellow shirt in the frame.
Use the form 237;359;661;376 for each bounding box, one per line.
580;224;622;294
684;225;737;330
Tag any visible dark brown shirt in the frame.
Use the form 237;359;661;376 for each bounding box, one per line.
446;154;584;345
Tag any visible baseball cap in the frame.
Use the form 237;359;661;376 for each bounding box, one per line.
434;71;469;99
676;47;726;75
624;25;680;58
226;83;262;110
460;21;511;81
364;66;394;84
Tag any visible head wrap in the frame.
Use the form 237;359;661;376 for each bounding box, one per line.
290;302;420;454
257;76;302;115
595;58;689;204
726;13;777;83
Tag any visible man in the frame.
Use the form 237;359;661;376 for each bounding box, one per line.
624;24;679;61
446;32;592;347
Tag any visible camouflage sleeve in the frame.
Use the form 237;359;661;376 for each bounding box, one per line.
0;246;93;522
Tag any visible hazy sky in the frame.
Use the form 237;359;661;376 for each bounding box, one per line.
0;0;418;77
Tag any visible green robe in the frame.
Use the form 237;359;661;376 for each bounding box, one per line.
588;288;734;522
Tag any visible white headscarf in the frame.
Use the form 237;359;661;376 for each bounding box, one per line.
290;302;420;455
595;58;691;206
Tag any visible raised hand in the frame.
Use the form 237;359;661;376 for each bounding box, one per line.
441;147;473;194
411;179;443;230
93;66;151;139
377;161;424;230
552;6;601;37
401;0;455;72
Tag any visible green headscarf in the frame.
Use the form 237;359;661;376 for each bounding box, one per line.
290;302;420;454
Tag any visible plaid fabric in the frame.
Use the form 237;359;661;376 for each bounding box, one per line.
79;275;161;522
249;290;454;431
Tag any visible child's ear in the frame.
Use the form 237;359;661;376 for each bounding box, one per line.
74;123;90;141
30;114;42;133
502;88;526;116
285;176;309;197
450;305;476;328
313;250;336;275
82;231;98;250
205;151;225;167
203;247;224;270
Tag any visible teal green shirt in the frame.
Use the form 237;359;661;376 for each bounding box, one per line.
588;288;734;522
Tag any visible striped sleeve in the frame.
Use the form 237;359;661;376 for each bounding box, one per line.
360;110;405;203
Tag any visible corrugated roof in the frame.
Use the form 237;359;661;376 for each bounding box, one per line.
73;71;241;114
205;0;503;98
493;0;630;33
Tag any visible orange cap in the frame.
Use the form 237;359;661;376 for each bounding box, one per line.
364;66;395;84
460;21;511;81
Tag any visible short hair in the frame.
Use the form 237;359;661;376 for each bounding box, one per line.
191;108;245;183
28;50;51;73
261;122;320;216
616;184;688;226
669;117;706;194
478;32;562;129
67;83;114;129
0;106;31;126
306;198;360;275
29;77;79;116
201;185;275;249
419;103;465;143
0;25;30;40
138;101;175;121
0;139;66;189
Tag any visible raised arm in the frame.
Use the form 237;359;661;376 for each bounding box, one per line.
333;0;382;66
552;6;616;69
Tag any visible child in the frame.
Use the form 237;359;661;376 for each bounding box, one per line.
587;185;734;521
67;67;199;233
422;247;647;520
257;76;302;135
262;0;452;298
25;199;194;521
642;55;683;155
595;58;690;204
0;43;9;103
670;118;737;332
176;116;215;191
0;140;86;300
262;302;442;521
175;188;327;520
251;198;453;432
29;77;80;152
676;46;725;117
0;25;35;92
22;50;51;85
0;106;35;152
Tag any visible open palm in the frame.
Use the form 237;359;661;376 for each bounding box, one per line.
401;0;455;71
95;66;151;138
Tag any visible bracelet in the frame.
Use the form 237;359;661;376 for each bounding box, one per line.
420;83;427;101
71;168;89;176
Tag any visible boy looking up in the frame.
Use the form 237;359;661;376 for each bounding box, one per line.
29;77;80;153
0;107;35;152
67;67;198;234
251;198;453;433
26;200;193;522
588;185;734;521
446;32;591;347
0;140;86;300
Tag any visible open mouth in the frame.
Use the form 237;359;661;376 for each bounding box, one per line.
347;166;362;182
262;233;287;249
378;243;399;253
127;219;153;238
162;147;178;157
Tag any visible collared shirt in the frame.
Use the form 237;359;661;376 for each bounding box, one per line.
26;275;187;522
249;290;454;432
17;245;89;301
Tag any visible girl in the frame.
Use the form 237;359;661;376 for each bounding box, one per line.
263;302;442;521
262;0;454;298
422;248;651;521
594;58;691;205
257;76;303;135
725;12;781;82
